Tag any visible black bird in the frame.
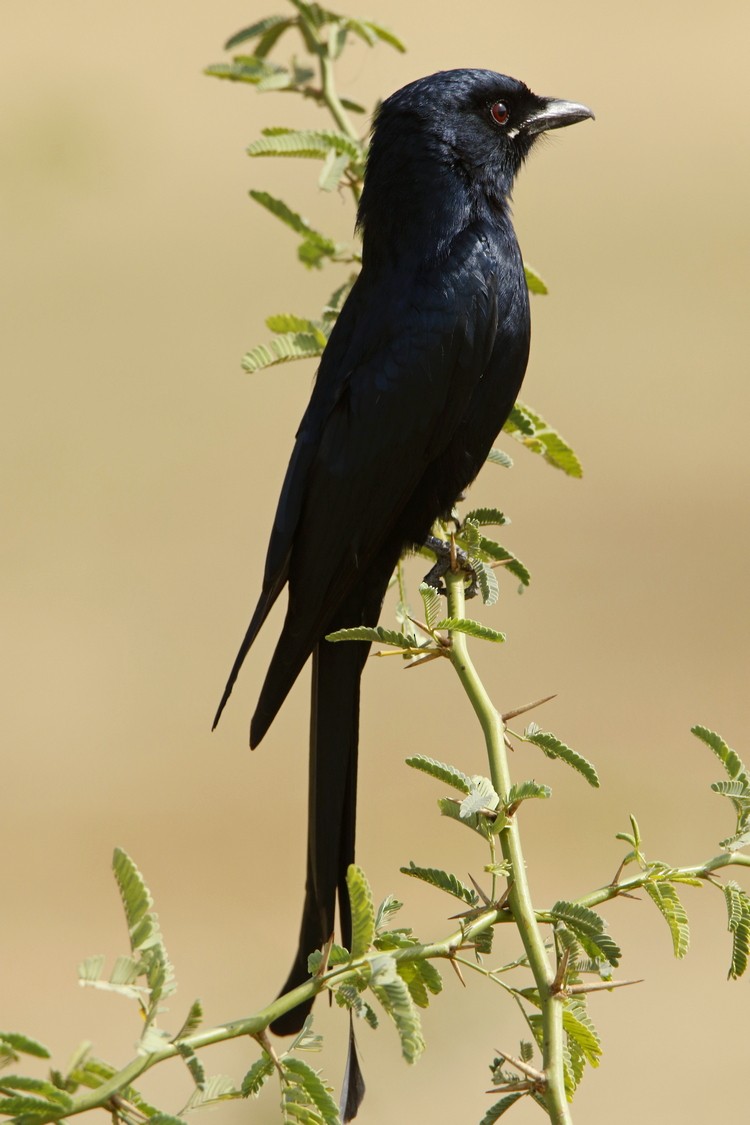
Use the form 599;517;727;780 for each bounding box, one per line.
214;69;592;1036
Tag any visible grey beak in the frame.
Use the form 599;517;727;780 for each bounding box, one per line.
524;98;595;137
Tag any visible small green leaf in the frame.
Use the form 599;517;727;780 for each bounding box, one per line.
724;881;750;979
325;625;417;648
242;333;324;373
205;59;287;86
692;725;747;781
374;895;403;932
318;148;351;192
505;780;552;808
522;726;600;788
504;403;582;478
563;999;602;1066
644;881;690;958
472;558;500;606
249;191;338;261
0;1077;72;1109
549;901;607;939
347;865;375;958
0;1032;49;1063
248;127;364;164
181;1075;238;1113
176;1043;206;1090
463;507;508;527
405;755;472;793
173;999;203;1042
346;19;406;52
281;1058;339;1125
480;1093;525;1123
369;955;425;1063
241;1055;275;1098
472;538;530;587
224;16;291;50
524;264;549;295
438;796;489;837
400;862;478;905
418;582;442;630
486;447;514;468
435;617;506;643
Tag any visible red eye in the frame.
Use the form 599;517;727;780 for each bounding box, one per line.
490;101;509;126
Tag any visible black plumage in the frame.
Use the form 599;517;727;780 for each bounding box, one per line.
213;69;592;1041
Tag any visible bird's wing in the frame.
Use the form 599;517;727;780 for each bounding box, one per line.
214;222;503;729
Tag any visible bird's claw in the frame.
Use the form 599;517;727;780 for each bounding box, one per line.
423;535;479;599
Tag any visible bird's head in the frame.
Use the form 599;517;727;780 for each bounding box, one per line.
357;69;593;252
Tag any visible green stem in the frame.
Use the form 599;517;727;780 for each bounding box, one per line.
444;569;571;1124
317;44;362;204
51;908;499;1125
576;850;750;911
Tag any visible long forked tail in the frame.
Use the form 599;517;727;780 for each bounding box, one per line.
269;630;369;1036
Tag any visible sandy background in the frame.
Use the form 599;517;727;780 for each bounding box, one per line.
3;1;749;1122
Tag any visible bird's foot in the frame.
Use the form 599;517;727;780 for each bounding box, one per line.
423;535;479;599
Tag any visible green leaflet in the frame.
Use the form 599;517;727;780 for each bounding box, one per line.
204;59;288;85
504;403;583;478
397;957;441;1006
505;780;552;808
522;724;600;788
241;1055;275;1098
644;881;690;959
474;538;530;587
486;446;514;468
172;999;203;1043
266;313;328;341
479;1093;525;1123
344;18;406;52
462;507;508;527
692;725;747;780
0;1033;50;1061
249;127;364;164
438;796;490;837
175;1044;205;1091
549;901;606;938
405;754;472;793
281;1058;339;1125
243;332;324;373
250;191;339;270
347;865;375;958
0;1078;72;1111
335;985;379;1029
325;624;419;649
180;1075;238;1113
562;1000;601;1068
224;16;292;51
400;861;479;906
724;881;750;979
472;558;500;606
369;955;425;1064
418;581;442;629
523;263;549;295
549;901;621;967
435;617;506;643
374;894;403;932
318;148;351;191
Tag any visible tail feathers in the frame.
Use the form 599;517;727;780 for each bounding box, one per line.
270;633;367;1036
212;580;284;732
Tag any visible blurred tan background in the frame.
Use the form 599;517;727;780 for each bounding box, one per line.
3;1;749;1121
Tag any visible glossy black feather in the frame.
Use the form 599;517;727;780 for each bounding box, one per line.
213;69;592;1053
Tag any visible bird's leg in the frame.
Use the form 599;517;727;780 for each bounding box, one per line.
423;535;479;599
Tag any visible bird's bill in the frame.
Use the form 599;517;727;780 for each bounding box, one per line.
524;98;595;136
